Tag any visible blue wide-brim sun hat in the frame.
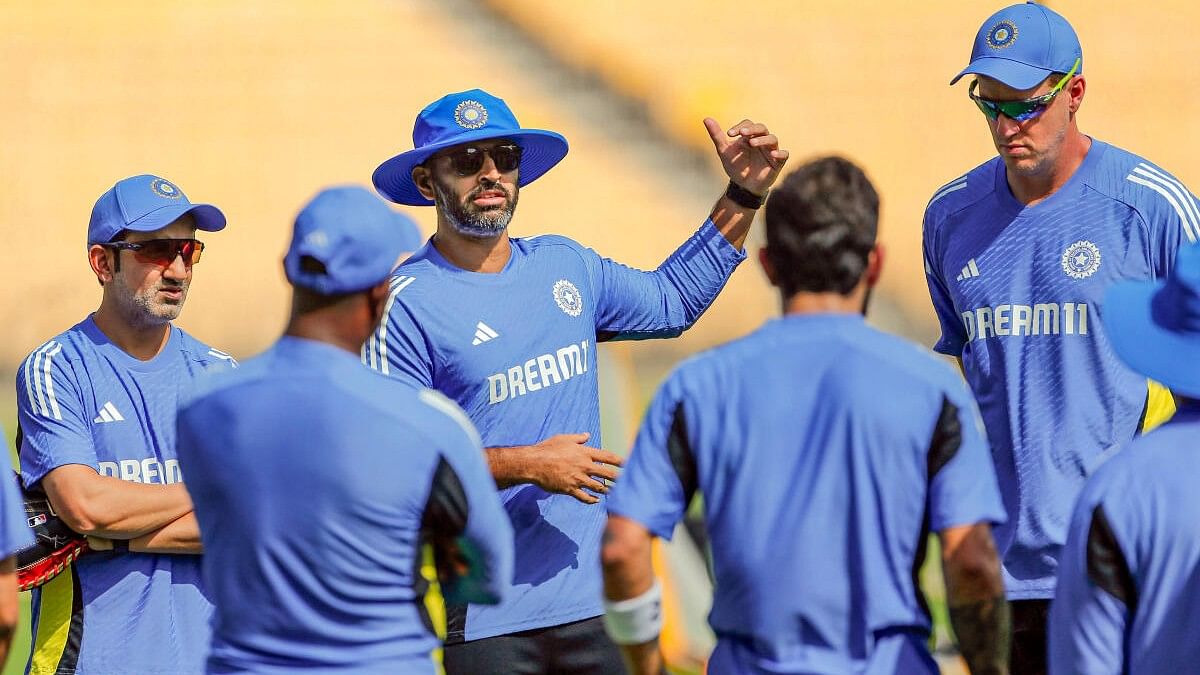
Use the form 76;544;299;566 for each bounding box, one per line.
372;89;569;206
1106;245;1200;399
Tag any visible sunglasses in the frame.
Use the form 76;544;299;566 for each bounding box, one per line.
440;144;523;177
969;58;1081;122
103;238;205;266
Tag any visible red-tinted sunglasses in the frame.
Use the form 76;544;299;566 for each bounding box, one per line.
103;238;205;266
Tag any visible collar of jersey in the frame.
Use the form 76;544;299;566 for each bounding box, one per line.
420;237;524;279
83;315;183;372
995;137;1106;215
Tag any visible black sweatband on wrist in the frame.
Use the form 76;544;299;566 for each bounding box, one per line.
725;181;767;210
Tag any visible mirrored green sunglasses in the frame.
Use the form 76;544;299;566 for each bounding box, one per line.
969;58;1081;122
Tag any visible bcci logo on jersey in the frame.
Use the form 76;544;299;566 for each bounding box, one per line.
553;279;584;317
1062;241;1102;279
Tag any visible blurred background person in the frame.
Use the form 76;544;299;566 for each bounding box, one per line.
177;186;513;674
1049;244;1200;674
604;157;1009;675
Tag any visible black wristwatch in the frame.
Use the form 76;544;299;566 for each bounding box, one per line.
725;181;767;209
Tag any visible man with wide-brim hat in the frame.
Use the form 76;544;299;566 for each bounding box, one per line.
367;88;788;674
1049;244;1200;673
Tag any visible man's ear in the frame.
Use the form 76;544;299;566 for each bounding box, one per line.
412;166;436;202
1067;75;1086;115
865;242;885;288
89;245;114;287
368;279;392;326
758;247;779;287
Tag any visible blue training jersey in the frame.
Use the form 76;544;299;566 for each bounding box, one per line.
1048;404;1200;675
177;337;513;674
0;425;35;559
922;139;1198;599
607;314;1006;674
365;220;744;641
15;315;235;675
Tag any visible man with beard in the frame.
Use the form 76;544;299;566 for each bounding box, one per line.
922;4;1199;672
16;174;232;674
368;89;787;673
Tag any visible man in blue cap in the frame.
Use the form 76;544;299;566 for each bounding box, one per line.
368;89;788;673
922;3;1199;671
604;157;1010;675
177;186;513;673
15;174;233;673
1048;244;1200;673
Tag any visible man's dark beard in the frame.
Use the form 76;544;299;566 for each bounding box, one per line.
433;174;519;238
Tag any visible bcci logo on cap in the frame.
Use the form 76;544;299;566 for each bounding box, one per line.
1062;240;1102;279
150;178;183;199
454;100;488;130
987;20;1018;50
553;279;583;317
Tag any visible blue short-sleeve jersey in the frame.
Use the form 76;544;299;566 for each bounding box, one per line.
607;314;1006;674
177;337;513;674
1049;406;1200;675
15;316;235;675
364;220;744;641
922;140;1198;598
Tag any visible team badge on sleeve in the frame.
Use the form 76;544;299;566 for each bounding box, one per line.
1062;240;1102;279
986;20;1018;49
553;279;583;317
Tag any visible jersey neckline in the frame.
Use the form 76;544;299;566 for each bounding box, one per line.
81;315;183;372
419;236;525;280
993;137;1108;216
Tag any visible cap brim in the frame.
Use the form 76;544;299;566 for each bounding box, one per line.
372;128;569;206
949;57;1052;91
1106;281;1200;398
124;203;227;235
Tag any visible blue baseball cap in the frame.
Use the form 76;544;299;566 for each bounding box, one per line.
1106;245;1200;399
372;88;569;206
950;2;1083;91
87;174;226;246
285;186;416;295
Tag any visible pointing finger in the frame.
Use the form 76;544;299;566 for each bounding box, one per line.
704;118;727;149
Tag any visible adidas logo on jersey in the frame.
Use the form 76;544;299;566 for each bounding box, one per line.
93;401;125;424
956;259;981;281
473;322;500;346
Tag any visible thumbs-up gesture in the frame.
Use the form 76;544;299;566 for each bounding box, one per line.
705;118;789;198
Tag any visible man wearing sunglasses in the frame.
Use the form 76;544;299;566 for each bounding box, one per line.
368;89;787;674
922;3;1200;673
15;174;233;673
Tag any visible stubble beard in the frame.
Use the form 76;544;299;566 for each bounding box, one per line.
433;175;519;239
112;275;189;327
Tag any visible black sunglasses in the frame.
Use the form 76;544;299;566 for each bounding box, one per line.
102;238;205;266
440;144;523;177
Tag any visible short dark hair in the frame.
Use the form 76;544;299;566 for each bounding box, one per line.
763;156;879;296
